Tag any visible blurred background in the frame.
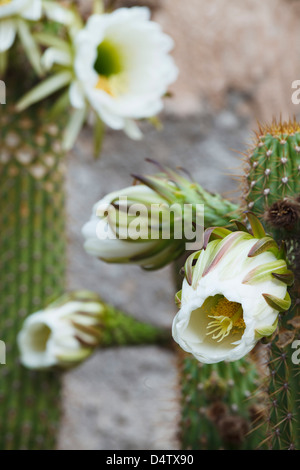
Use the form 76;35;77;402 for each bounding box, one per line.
59;0;300;449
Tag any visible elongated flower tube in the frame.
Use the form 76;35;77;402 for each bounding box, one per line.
172;213;293;364
82;162;239;270
17;290;170;369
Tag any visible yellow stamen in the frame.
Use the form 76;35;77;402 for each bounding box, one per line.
0;0;12;5
95;73;129;98
206;298;245;343
95;76;115;97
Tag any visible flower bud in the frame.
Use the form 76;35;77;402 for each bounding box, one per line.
82;162;238;270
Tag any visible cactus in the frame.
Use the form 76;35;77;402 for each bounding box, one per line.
178;353;267;450
242;119;300;450
243;120;300;239
0;94;67;449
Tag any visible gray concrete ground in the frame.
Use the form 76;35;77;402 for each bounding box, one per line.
57;105;251;450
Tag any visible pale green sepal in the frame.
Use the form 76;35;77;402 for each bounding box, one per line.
71;321;102;340
203;226;232;249
175;290;182;308
48;89;70;120
63;107;87;151
242;260;288;285
132;175;178;204
16;71;73;111
184;250;201;286
272;270;294;286
56;348;92;365
0;50;8;76
262;292;291;312
33;32;72;53
202;232;251;277
192;239;221;288
245;211;266;239
255;318;278;340
93;0;105;14
230;219;250;233
93;114;105;158
248;237;279;258
17;19;43;77
42;0;81;30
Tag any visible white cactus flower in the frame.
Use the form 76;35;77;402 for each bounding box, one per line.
70;7;178;139
17;292;105;369
172;215;293;364
0;0;42;52
16;6;178;149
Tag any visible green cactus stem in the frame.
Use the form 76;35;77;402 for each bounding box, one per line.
242;119;300;450
0;96;67;449
178;353;267;450
242;120;300;242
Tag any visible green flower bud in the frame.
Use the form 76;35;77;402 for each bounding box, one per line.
82;162;239;270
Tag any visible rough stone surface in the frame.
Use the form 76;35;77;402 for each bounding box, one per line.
156;0;300;122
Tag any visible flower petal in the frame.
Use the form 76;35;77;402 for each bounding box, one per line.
0;19;16;52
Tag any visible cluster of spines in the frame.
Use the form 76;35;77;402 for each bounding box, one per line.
242;119;300;449
242;120;300;225
260;300;300;450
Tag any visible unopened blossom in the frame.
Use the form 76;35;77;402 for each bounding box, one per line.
82;165;210;270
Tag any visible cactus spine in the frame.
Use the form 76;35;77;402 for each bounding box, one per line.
0;96;67;449
243;119;300;450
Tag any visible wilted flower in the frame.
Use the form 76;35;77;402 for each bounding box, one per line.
0;0;42;52
172;213;293;364
18;291;105;369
